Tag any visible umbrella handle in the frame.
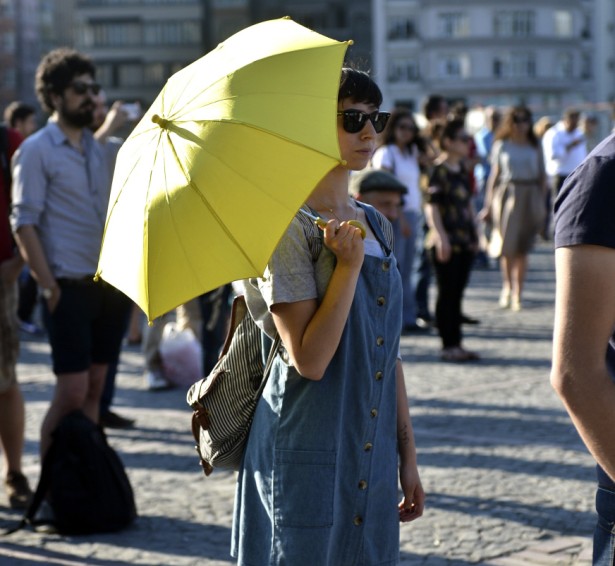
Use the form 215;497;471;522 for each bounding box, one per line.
299;209;366;239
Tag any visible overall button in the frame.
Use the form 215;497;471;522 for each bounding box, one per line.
376;336;384;346
382;261;390;271
375;371;383;381
353;515;363;526
370;409;378;418
377;296;385;306
364;442;373;451
358;480;368;490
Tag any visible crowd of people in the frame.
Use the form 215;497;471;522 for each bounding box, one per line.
0;44;614;565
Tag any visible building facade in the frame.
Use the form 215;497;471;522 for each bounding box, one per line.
75;0;206;105
374;0;607;118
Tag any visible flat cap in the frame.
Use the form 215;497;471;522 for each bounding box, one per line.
349;168;407;195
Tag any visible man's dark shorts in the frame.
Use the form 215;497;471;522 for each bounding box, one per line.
42;277;132;374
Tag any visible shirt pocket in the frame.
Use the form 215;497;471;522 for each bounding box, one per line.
273;449;336;528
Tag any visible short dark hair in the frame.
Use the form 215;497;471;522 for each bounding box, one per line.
3;101;35;126
338;67;382;107
35;48;96;113
439;118;466;148
422;94;446;120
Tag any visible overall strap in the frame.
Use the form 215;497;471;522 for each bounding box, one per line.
356;201;393;256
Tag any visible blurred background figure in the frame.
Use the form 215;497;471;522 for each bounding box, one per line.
474;106;501;268
414;94;448;330
350;167;407;224
534;116;555;239
371;107;427;333
480;106;547;312
3;102;37;139
580;114;601;153
3;102;41;335
545;106;587;197
424;119;479;362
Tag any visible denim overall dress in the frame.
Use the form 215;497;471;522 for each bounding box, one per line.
232;204;403;566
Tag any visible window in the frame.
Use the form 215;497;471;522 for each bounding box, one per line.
493;53;536;78
438;54;469;78
494;11;535;37
554;11;573;37
438;13;469;38
144;63;166;86
90;21;142;47
388;17;417;40
388;59;420;83
144;22;201;45
118;63;144;87
555;53;573;79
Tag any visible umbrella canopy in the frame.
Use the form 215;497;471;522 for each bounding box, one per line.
96;17;350;321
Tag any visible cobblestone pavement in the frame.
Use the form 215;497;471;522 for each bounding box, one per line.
0;242;597;565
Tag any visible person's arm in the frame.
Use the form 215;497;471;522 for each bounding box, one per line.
271;220;364;380
13;224;60;311
94;101;128;143
479;160;500;221
424;201;450;263
396;359;424;522
551;244;615;481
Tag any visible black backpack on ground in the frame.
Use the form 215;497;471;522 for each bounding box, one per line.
6;410;137;535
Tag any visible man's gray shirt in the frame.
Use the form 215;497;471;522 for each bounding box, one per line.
11;120;112;278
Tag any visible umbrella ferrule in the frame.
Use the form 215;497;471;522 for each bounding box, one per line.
152;114;170;129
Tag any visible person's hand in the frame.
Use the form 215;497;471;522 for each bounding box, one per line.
0;256;24;285
398;463;425;523
322;219;364;270
101;101;129;136
434;233;451;263
45;285;61;314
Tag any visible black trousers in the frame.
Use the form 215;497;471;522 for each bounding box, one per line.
430;249;475;349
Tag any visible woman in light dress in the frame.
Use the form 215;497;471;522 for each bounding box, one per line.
480;106;547;311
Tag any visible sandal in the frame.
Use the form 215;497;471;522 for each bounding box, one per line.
440;347;480;363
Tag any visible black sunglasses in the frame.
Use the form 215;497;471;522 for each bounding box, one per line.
513;115;531;124
69;80;102;96
337;110;391;134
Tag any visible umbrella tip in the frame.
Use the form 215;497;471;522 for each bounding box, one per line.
152;114;169;129
347;39;354;46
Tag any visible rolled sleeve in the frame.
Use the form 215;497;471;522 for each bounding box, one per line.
258;218;317;309
10;140;47;230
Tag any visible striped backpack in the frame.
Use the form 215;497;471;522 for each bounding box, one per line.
186;203;393;476
186;295;280;475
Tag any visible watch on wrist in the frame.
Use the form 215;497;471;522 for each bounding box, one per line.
42;286;55;300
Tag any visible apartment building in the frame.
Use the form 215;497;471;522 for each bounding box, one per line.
74;0;206;105
375;0;603;117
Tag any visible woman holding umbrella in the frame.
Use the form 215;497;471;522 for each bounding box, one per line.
233;68;424;564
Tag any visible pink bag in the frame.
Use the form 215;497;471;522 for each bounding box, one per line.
159;323;202;387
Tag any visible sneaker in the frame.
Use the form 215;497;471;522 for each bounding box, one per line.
100;410;135;429
18;320;44;335
144;369;172;391
4;471;33;510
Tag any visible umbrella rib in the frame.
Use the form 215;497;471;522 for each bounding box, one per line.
164;134;262;276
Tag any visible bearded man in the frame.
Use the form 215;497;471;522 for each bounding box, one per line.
11;48;131;458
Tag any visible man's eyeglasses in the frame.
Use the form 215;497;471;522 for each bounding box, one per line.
455;134;471;143
69;80;102;96
337;110;391;134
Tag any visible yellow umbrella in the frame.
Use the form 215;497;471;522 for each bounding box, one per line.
95;17;350;321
